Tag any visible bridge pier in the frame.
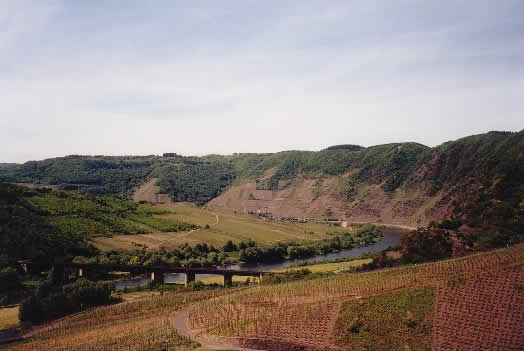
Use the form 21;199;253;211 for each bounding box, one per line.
223;273;233;288
78;267;85;278
185;272;195;286
151;271;164;284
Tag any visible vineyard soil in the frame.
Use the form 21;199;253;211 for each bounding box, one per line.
185;244;524;350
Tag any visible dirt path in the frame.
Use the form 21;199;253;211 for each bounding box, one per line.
170;298;346;351
147;212;219;251
170;303;262;351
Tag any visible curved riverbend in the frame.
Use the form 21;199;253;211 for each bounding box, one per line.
116;230;403;289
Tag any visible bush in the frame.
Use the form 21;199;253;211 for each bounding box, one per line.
438;218;462;230
0;267;22;293
19;295;45;324
262;268;313;284
20;279;118;324
187;281;206;291
222;240;237;252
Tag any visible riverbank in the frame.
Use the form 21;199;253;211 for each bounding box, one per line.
115;230;403;289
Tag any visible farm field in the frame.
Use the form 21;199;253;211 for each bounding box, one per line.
0;306;19;330
187;244;524;350
92;202;341;251
432;264;524;350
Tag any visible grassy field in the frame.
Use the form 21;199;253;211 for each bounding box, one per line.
92;203;342;251
275;258;373;273
196;275;259;285
0;306;19;330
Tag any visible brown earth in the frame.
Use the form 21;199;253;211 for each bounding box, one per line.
432;264;524;350
185;245;524;351
132;178;170;203
208;176;450;227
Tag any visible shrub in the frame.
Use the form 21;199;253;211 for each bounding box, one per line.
20;279;118;324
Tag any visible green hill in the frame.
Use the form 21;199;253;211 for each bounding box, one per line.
0;183;196;264
1;130;522;212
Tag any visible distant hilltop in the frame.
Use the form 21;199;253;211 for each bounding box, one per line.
324;144;364;151
0;130;522;228
162;153;178;157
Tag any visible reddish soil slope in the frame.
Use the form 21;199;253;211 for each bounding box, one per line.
433;264;524;350
208;177;449;227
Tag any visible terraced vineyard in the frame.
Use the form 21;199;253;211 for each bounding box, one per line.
5;245;523;350
432;264;523;350
7;290;229;351
187;244;524;350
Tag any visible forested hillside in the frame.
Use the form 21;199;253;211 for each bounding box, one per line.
0;155;155;196
0;142;430;202
1;131;522;223
0;183;196;264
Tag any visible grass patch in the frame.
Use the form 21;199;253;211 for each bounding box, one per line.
335;286;435;351
278;258;373;273
129;214;197;232
196;275;257;285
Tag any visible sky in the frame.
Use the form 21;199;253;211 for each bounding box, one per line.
1;1;523;163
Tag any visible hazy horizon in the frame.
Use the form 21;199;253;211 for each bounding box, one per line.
2;129;522;164
2;1;523;163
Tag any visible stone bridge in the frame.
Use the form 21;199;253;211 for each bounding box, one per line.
18;260;275;288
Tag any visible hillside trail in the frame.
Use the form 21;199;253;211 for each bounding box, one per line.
170;294;350;351
170;300;263;351
147;212;219;251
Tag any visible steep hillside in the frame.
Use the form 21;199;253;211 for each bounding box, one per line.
1;131;522;229
0;183;195;264
6;245;523;351
0;155;156;196
0;154;235;205
209;131;524;228
186;244;524;351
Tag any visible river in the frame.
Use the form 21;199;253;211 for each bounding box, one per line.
115;229;402;289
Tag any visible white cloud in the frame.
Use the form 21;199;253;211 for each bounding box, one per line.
0;1;523;162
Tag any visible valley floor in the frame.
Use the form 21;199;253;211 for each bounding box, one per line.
92;203;347;251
